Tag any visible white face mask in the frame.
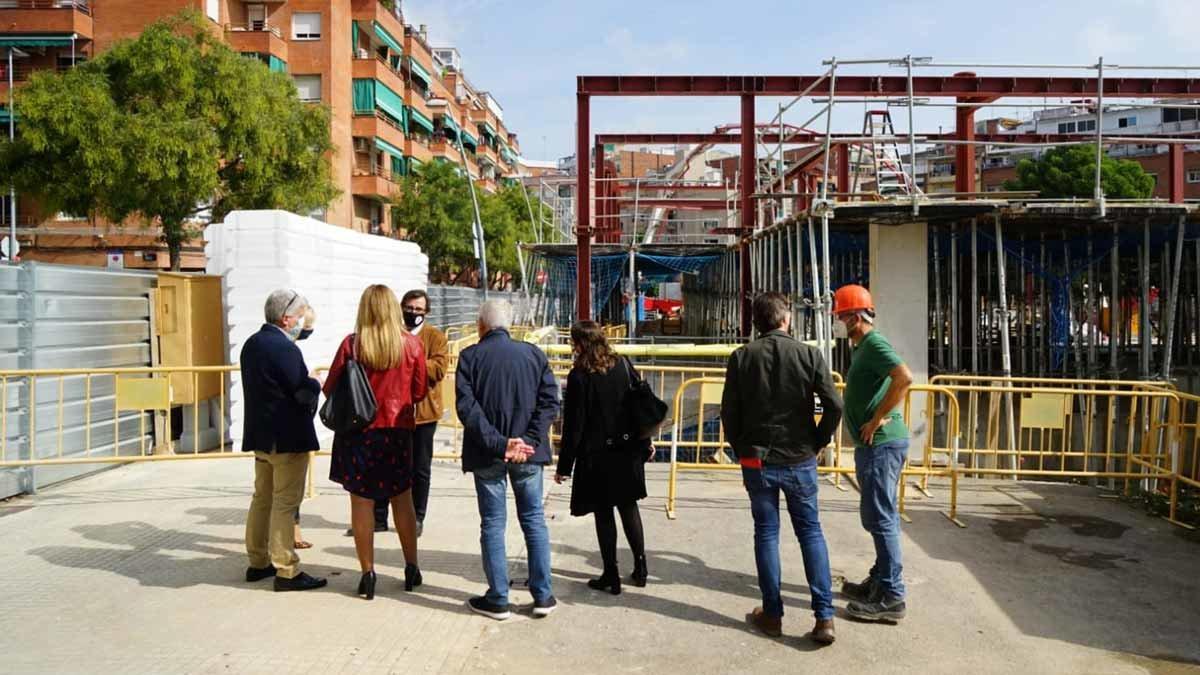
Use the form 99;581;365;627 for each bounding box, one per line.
285;320;304;342
832;320;849;339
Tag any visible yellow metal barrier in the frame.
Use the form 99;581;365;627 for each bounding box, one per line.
663;377;962;524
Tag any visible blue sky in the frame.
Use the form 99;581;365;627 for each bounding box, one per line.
402;0;1200;161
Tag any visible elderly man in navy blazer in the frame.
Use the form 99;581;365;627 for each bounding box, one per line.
240;289;327;592
456;299;561;620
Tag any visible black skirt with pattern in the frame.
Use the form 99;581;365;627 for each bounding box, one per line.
329;427;414;500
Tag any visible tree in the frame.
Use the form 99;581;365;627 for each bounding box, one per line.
392;165;559;288
0;12;338;269
391;161;476;284
1003;145;1155;199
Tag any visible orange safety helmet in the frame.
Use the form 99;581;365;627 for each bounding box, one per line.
833;284;874;316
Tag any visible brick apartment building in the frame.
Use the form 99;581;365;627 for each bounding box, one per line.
0;0;523;270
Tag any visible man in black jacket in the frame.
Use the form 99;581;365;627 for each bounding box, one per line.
721;292;842;645
456;300;560;621
239;289;326;592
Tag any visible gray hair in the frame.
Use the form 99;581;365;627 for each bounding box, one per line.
264;289;308;324
478;299;513;332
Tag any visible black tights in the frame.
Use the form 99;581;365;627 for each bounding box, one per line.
593;501;645;571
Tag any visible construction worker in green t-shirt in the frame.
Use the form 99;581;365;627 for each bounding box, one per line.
832;283;913;623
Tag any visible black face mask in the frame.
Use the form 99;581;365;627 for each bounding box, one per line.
403;311;425;330
297;328;313;341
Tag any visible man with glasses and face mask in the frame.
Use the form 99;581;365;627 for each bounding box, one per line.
239;289;326;592
832;284;913;623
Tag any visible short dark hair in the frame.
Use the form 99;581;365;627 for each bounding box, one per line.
401;289;429;309
752;292;790;334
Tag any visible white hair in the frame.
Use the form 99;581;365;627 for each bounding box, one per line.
264;289;308;324
478;299;513;332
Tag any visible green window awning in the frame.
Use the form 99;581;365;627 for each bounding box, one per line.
351;21;359;54
353;78;405;128
461;131;479;151
372;21;403;54
0;108;15;123
440;114;460;136
374;136;404;160
406;156;423;173
0;35;76;47
269;55;287;73
374;81;405;124
391;154;405;178
477;121;498;140
408;57;433;87
408;106;434;134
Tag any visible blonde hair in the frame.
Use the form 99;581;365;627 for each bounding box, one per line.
354;285;405;370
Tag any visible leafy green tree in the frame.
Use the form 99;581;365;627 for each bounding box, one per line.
1003;145;1155;199
0;11;338;269
393;165;558;288
391;161;476;283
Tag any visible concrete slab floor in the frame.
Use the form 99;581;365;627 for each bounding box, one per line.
0;456;1197;675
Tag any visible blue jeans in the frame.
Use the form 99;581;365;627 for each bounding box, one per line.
473;461;553;606
742;459;834;621
854;439;908;600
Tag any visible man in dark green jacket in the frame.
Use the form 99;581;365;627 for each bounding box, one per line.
721;292;842;646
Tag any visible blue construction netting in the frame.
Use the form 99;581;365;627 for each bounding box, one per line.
533;252;723;323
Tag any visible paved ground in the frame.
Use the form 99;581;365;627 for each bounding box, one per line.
1;449;1198;675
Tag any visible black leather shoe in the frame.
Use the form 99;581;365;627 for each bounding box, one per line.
631;557;648;588
405;563;423;591
274;571;328;592
358;571;377;600
245;565;276;582
587;568;621;595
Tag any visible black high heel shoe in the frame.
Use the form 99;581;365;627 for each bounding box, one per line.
358;570;377;600
588;568;622;595
631;557;648;588
404;563;422;591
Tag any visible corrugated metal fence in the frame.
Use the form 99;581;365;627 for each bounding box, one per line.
0;263;155;498
425;285;525;328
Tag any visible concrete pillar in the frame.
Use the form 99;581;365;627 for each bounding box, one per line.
869;220;929;452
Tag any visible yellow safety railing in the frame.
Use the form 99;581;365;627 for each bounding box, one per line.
664;379;962;525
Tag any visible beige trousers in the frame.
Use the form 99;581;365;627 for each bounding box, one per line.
245;450;310;579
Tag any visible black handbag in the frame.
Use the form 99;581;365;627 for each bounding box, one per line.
319;336;378;433
619;357;668;441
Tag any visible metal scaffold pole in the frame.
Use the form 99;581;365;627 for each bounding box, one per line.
993;215;1017;475
1162;216;1186;380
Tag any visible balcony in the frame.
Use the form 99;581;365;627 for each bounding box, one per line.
224;23;288;62
351;0;406;48
407;135;433;164
406;91;433;122
351;165;398;200
351;111;407;154
0;1;93;39
477;143;500;166
475;177;498;194
351;56;404;99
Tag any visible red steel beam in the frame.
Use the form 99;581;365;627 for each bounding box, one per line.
576;93;591;321
596;132;1200;145
739;94;754;337
578;74;1200;99
615;198;729;208
1169;143;1186;204
836;145;850;200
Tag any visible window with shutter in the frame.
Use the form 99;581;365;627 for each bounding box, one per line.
293;12;322;40
293;75;321;102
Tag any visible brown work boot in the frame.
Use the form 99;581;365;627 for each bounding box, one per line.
746;606;782;638
811;618;836;645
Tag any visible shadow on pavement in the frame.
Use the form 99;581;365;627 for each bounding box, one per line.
902;481;1200;666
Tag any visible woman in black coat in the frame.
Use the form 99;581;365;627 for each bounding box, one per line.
554;321;652;595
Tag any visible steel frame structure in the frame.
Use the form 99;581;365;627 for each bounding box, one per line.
575;60;1200;340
